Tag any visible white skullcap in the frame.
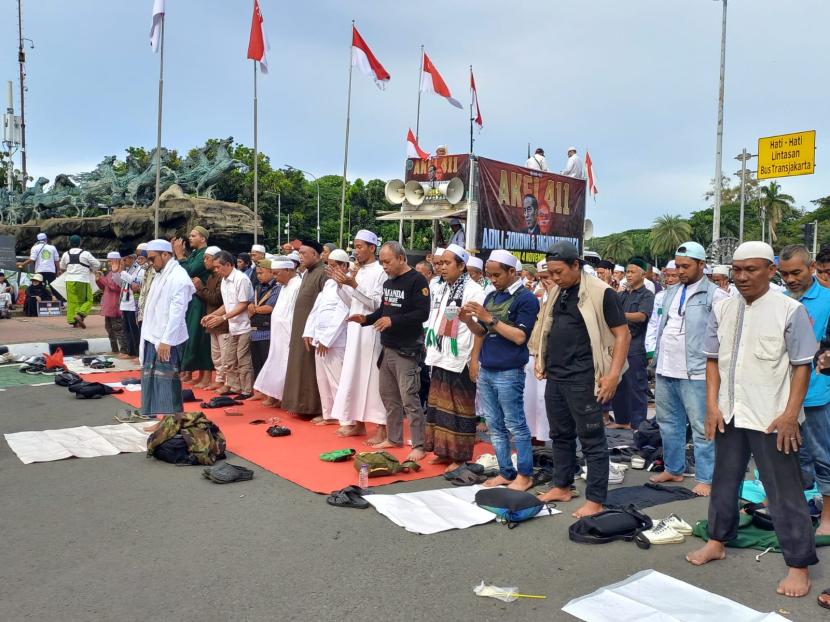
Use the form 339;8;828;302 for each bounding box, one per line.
265;253;276;261
328;249;349;263
146;239;172;253
488;249;517;268
435;144;448;152
733;241;775;263
354;229;379;246
665;260;676;269
106;252;121;260
288;251;301;263
583;264;597;277
445;243;469;264
251;244;266;253
433;247;445;257
467;256;483;271
449;217;462;226
271;259;295;270
614;264;624;272
567;146;577;152
136;243;148;251
204;246;221;256
713;265;730;276
537;260;549;273
37;232;47;241
703;265;713;275
514;259;523;271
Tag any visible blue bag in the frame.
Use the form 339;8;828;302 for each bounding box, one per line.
475;488;550;528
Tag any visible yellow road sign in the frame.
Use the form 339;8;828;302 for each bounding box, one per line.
757;130;816;179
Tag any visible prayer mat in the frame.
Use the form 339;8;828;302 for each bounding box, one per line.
693;512;830;552
0;364;57;389
82;370;495;493
603;482;697;510
563;569;787;621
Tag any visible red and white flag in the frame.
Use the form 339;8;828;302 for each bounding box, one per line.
351;26;390;88
247;0;269;74
585;151;599;200
149;0;165;52
470;68;483;128
406;129;429;160
420;52;462;109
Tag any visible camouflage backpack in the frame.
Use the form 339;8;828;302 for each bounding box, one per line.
353;451;421;478
147;411;227;466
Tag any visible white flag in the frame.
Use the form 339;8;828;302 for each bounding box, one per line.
150;0;165;52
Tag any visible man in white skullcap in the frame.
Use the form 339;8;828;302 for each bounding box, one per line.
711;265;733;296
139;239;196;416
330;229;389;441
449;218;465;248
687;241;818;599
96;252;128;355
466;255;494;296
562;146;585;179
18;231;60;293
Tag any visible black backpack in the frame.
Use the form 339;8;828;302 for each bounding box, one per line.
475;488;551;529
152;435;192;465
55;371;83;387
568;505;653;546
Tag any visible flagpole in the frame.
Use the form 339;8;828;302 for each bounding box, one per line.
469;65;474;154
404;45;424;245
253;60;259;244
153;15;165;239
338;20;355;249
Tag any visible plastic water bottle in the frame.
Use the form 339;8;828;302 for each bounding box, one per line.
358;463;369;490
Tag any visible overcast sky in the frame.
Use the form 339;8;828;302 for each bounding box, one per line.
1;0;827;236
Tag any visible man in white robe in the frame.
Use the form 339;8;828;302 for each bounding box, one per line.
139;239;195;416
303;249;351;424
253;260;300;407
329;230;388;441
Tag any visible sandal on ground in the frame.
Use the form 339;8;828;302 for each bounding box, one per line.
326;486;369;509
818;589;830;610
266;425;291;437
447;469;487;486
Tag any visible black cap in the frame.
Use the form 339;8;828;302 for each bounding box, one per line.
546;241;580;262
301;239;324;254
597;260;615;270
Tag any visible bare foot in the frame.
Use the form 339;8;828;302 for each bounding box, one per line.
776;567;811;598
692;482;712;497
819;591;830;608
261;397;276;407
605;422;630;430
816;522;830;537
372;440;403;449
248;392;264;402
180;373;193;384
484;475;512;488
407;447;427;462
336;423;366;438
267;400;282;409
117;353;132;360
443;461;463;473
507;474;533;492
313;418;339;426
572;501;603;518
366;425;387;446
650;471;684;484
213;385;231;394
310;416;325;424
537;486;573;503
207;381;224;390
686;540;726;566
428;456;452;465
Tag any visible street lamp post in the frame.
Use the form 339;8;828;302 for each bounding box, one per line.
712;0;728;243
263;190;281;247
734;149;754;244
286;165;320;242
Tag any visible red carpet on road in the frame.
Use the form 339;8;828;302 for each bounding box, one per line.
86;371;493;494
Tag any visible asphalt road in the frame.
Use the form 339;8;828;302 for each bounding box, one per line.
0;383;821;621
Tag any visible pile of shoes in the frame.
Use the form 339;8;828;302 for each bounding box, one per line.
444;463;487;486
579;462;628;485
637;513;692;547
475;454;500;475
82;356;114;369
202;463;254;484
327;485;371;508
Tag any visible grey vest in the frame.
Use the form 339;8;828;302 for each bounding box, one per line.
654;279;717;377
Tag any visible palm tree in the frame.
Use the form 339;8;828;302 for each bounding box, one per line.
649;214;691;261
597;233;634;263
761;181;795;242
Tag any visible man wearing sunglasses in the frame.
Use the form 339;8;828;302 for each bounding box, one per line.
652;241;729;496
529;241;629;518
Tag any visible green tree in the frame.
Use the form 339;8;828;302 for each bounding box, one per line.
594;233;634;263
650;214;691;262
760;181;795;243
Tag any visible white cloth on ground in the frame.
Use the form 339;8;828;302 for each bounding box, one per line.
4;423;149;464
253;275;301;400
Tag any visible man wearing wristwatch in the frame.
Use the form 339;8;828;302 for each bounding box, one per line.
460;250;539;492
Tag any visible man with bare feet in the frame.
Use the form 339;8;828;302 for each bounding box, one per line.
529;242;630;517
652;242;728;496
686;241;818;599
330;230;388;442
463;250;539;492
779;244;830;537
352;242;430;461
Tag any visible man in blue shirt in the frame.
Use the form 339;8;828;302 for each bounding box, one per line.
461;250;539;492
779;244;830;536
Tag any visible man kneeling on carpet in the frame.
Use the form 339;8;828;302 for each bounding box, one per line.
139;239;196;416
348;241;430;461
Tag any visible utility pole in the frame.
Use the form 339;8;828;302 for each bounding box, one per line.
814;219;819;258
734;149;753;244
17;0;27;187
712;0;728;243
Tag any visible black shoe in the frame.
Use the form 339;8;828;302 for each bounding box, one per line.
205;463;254;484
266;425;291;437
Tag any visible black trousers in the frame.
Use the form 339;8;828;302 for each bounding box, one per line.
708;420;818;568
122;310;140;356
545;380;609;503
250;339;270;381
611;352;648;429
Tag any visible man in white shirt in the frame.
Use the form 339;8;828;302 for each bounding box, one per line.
687;241;818;599
562;147;585;179
18;232;60;292
203;251;255;399
58;234;101;328
448;218;466;248
525;147;547;171
139;239;195;416
119;250;146;358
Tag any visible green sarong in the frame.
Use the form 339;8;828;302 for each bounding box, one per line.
178;247;213;371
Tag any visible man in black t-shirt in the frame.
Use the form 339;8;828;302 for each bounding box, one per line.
350;242;431;461
610;259;654;431
533;241;630;518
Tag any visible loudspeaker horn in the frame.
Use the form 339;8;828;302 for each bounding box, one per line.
384;179;406;205
404;180;425;206
584;218;594;241
444;177;464;205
